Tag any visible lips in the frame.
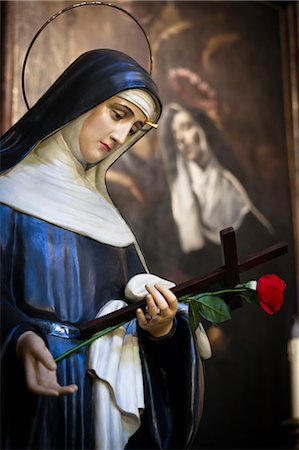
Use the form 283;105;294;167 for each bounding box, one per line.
100;141;111;152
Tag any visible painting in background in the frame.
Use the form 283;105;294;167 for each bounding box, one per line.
1;1;297;448
109;7;296;446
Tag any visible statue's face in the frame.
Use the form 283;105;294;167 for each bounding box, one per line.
171;109;211;167
79;96;146;163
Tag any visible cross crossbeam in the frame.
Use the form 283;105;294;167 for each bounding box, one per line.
79;227;288;338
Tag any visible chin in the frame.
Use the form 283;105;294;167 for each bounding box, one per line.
85;150;106;164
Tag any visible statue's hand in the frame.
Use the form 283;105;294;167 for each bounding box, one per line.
137;284;178;338
16;331;78;396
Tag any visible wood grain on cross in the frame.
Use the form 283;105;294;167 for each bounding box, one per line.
79;227;288;338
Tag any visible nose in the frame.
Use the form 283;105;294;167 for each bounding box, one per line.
111;123;132;146
186;128;200;147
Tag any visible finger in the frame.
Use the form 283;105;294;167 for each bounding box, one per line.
36;362;78;395
155;284;178;310
36;365;78;396
55;384;78;396
145;285;168;309
23;355;38;391
24;356;59;396
28;384;60;396
31;343;57;371
145;293;161;317
28;382;77;397
145;285;168;312
136;308;148;327
25;358;78;397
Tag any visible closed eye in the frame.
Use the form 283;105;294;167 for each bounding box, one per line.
129;121;143;135
112;110;125;121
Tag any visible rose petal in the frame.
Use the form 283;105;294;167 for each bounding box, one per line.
256;274;286;315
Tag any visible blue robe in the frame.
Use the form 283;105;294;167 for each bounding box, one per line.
1;203;203;449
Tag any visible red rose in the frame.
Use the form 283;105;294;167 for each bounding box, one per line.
256;274;286;315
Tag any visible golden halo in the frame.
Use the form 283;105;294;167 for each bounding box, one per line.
21;1;153;110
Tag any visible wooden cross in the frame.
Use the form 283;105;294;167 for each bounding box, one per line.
79;227;288;338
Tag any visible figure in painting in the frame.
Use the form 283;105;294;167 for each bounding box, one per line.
159;101;273;254
0;49;206;449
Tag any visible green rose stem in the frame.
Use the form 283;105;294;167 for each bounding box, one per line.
179;287;254;303
52;276;286;362
54;286;256;363
179;286;256;303
54;321;127;363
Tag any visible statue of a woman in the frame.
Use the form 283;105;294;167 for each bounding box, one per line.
0;50;204;449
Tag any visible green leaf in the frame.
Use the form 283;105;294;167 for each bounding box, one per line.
192;295;232;324
188;301;202;332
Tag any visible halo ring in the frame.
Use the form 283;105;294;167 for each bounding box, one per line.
21;1;153;110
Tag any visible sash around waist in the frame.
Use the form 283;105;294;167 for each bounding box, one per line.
32;318;81;339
